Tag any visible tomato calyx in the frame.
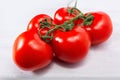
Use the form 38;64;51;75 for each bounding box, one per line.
39;10;94;43
83;14;94;26
67;7;81;16
39;18;54;28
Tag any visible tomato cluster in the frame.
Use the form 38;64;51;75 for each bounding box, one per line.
13;6;113;71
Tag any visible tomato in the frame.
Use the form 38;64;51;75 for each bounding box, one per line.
27;14;54;33
51;26;91;63
54;7;83;25
83;12;113;45
27;14;55;42
13;30;53;71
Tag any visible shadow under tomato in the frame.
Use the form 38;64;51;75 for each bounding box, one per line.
90;41;109;51
32;56;88;75
32;61;54;76
53;57;87;69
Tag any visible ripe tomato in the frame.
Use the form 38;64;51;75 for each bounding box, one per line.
54;7;83;25
83;12;113;45
51;26;91;63
13;30;53;71
27;14;54;34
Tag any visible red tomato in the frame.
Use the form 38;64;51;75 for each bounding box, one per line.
13;30;53;71
54;7;83;25
51;26;91;63
84;12;113;45
27;14;54;34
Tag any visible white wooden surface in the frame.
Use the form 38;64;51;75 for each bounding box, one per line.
0;0;120;79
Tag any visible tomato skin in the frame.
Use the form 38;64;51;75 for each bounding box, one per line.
54;7;83;25
51;26;90;63
27;14;53;33
13;30;53;71
84;12;113;45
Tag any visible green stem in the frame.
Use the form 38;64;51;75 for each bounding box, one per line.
66;12;84;23
45;25;61;36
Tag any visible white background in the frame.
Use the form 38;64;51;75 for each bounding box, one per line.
0;0;120;79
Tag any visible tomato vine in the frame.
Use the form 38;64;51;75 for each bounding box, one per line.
39;9;94;43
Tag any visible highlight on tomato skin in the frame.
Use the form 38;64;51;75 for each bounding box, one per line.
13;30;53;71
